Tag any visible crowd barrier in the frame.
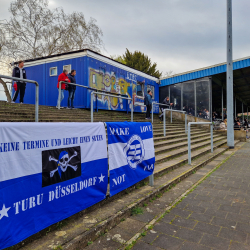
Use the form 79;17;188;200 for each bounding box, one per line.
0;121;155;250
0;74;39;122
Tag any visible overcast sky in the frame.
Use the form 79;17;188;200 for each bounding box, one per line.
0;0;250;77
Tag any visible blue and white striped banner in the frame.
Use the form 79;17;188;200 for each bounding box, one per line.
0;122;108;249
106;122;155;196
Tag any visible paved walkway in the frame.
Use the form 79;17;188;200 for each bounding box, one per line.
133;142;250;250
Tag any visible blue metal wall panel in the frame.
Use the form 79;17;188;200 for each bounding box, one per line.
84;56;159;113
22;64;45;105
160;58;250;87
21;55;159;113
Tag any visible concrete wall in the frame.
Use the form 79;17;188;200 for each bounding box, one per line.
216;130;247;142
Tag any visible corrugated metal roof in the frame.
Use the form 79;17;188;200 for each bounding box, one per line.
160;56;250;87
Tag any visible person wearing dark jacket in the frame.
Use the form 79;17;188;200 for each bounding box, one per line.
67;70;77;109
145;90;153;119
12;60;27;104
159;96;173;120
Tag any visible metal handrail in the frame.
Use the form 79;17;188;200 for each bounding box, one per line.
0;74;39;122
91;92;133;122
152;102;171;123
188;122;213;165
162;108;187;136
58;81;129;110
58;81;93;109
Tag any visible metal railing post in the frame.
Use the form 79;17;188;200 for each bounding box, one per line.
163;110;166;137
211;124;213;153
58;81;62;110
35;85;39;122
131;100;133;122
188;124;191;165
91;92;94;122
152;103;154;123
185;113;187;134
96;93;98;112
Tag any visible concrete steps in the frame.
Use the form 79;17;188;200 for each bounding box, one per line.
0;100;231;250
155;137;226;164
18;140;240;250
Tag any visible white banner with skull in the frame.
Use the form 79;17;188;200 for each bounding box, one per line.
0;122;108;250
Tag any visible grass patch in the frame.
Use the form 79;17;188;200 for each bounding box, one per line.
125;241;136;250
53;246;63;250
87;241;93;246
131;207;143;216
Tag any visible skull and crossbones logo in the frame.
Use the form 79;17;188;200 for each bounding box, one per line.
49;151;78;178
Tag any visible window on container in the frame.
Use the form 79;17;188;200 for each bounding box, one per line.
63;64;71;73
136;81;144;97
50;67;57;76
92;74;96;85
147;85;155;99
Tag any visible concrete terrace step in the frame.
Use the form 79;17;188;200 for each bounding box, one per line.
153;128;203;137
154;139;234;176
154;132;216;148
153;130;210;142
17;141;240;250
155;136;226;164
154;134;222;155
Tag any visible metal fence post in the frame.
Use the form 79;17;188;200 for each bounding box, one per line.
163;110;166;137
58;82;61;110
35;85;39;122
131;100;133;122
222;87;224;121
188;124;191;165
211;124;213;153
149;174;154;187
91;92;94;122
96;93;98;112
152;103;154;123
185;113;187;134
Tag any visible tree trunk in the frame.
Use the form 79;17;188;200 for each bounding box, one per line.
0;78;12;102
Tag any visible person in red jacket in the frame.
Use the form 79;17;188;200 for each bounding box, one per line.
56;69;70;108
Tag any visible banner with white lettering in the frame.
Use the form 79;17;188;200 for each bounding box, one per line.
0;123;108;250
106;122;155;197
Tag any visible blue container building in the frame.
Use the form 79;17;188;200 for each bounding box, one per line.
21;49;160;113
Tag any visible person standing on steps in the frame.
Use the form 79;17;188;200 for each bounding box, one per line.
56;69;70;108
159;96;173;121
12;60;27;104
144;90;153;119
67;69;77;109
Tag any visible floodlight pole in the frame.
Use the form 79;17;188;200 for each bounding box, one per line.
227;0;234;148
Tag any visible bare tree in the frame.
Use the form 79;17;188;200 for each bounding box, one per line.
2;0;104;60
163;70;175;78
